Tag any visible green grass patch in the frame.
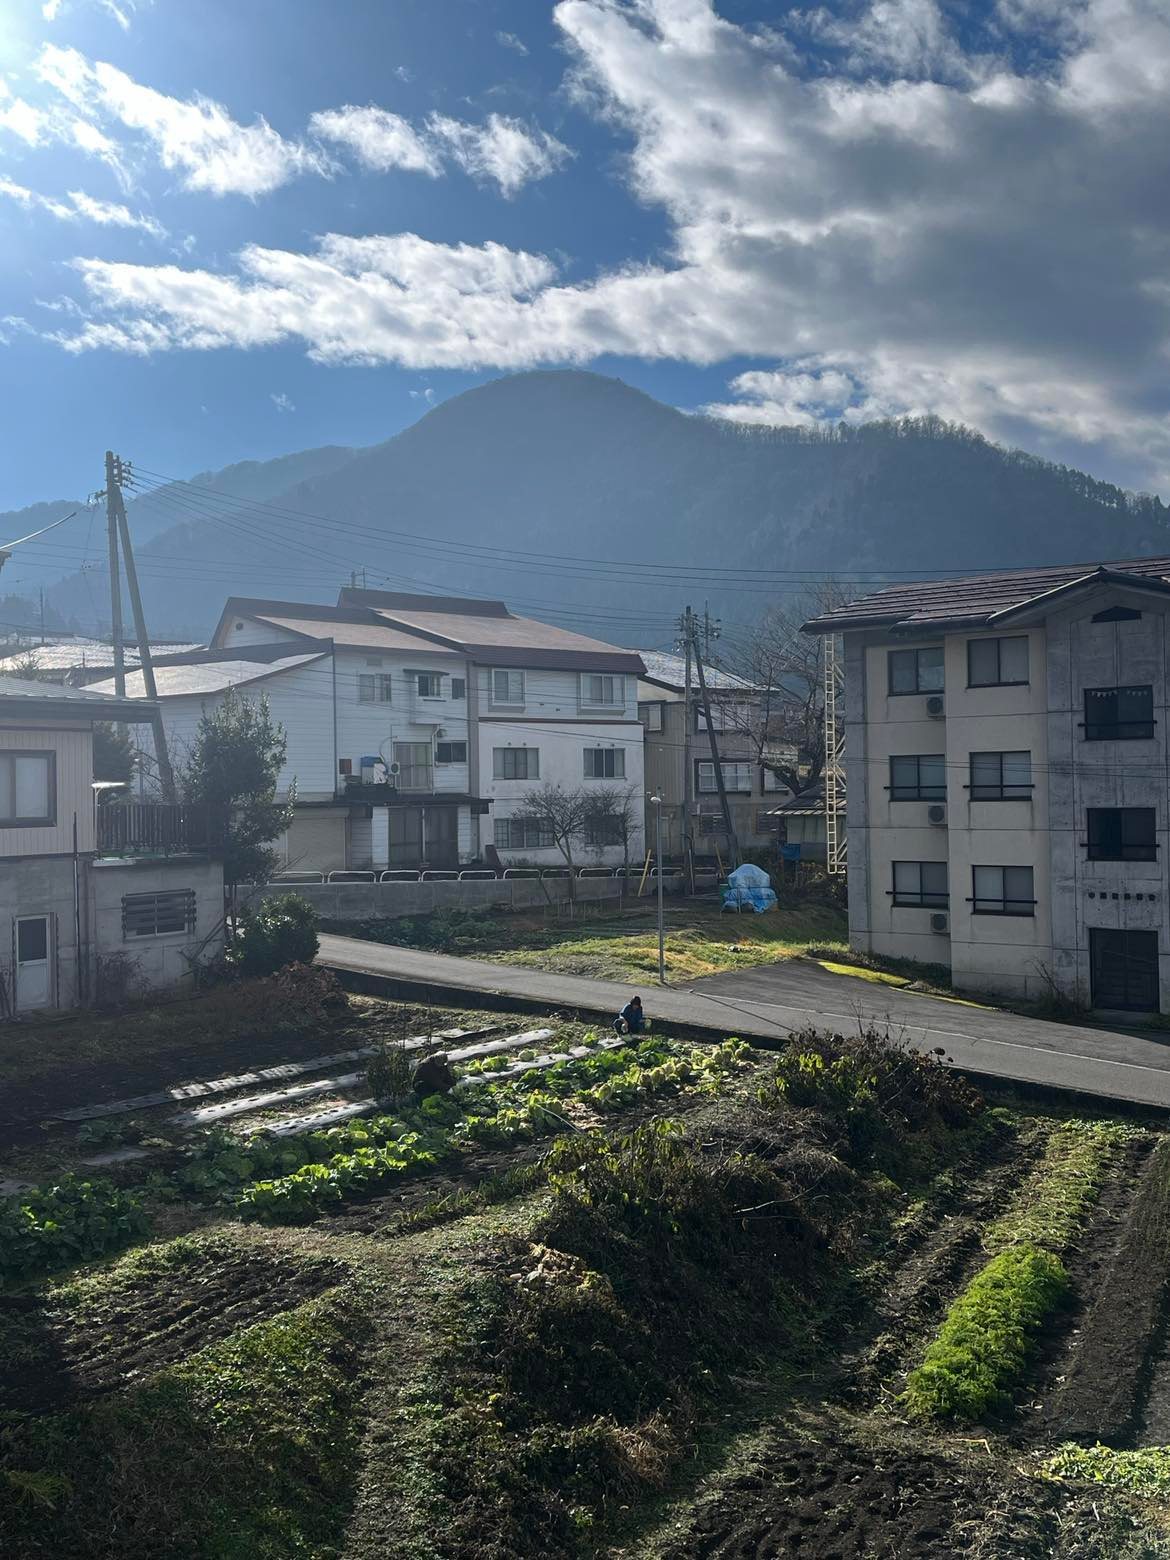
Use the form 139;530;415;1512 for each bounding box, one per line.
982;1118;1133;1257
0;1288;367;1560
1043;1442;1170;1500
903;1244;1070;1421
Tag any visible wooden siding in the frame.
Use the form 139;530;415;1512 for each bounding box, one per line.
0;724;95;857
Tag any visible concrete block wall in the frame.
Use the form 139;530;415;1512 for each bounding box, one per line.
247;873;682;922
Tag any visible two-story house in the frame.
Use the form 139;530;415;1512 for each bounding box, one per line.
96;590;646;872
0;675;223;1015
805;557;1170;1013
636;651;791;857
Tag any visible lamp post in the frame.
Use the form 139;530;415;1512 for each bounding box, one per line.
650;791;665;985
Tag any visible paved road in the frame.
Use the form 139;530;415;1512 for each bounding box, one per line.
319;933;1170;1110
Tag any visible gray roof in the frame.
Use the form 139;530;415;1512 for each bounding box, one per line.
0;674;157;721
86;651;327;700
638;651;757;693
0;639;203;675
804;557;1170;636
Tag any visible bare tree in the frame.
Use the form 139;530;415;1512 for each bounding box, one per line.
582;783;640;878
512;782;592;896
716;581;848;796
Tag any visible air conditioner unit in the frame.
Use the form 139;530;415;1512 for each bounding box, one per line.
926;695;946;718
927;803;947;826
930;912;950;934
435;728;447;740
387;761;401;776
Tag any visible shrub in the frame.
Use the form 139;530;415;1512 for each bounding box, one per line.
0;1176;150;1282
903;1243;1070;1420
367;1042;413;1103
230;894;319;977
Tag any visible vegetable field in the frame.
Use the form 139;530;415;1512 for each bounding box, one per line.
3;990;1170;1558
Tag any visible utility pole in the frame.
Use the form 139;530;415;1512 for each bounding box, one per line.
690;612;739;867
680;606;695;891
104;451;126;699
104;453;176;802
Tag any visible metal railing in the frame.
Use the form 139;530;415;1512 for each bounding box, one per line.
96;802;212;855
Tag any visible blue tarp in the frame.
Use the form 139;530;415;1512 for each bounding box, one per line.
721;862;778;913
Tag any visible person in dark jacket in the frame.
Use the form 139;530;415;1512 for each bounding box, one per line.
614;996;645;1036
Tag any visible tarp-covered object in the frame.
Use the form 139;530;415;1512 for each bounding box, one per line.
721;862;777;913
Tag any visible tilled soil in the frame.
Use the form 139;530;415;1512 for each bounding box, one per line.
662;1429;1057;1559
0;1243;344;1413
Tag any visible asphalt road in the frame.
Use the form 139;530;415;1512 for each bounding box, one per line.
318;933;1170;1110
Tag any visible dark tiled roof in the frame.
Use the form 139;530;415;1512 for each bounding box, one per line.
803;556;1170;635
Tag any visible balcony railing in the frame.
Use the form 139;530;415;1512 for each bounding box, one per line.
96;802;214;855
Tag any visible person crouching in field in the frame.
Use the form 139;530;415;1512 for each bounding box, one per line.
614;995;646;1036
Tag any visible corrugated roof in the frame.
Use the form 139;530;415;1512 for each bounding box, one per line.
0;674;156;720
0;639;203;674
86;652;327;700
638;651;757;692
804;556;1170;635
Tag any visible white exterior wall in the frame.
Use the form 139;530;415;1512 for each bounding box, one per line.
219;617;301;648
479;665;645;864
332;648;470;795
848;588;1170;1008
88;857;224;991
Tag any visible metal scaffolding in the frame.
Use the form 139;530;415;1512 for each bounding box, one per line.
823;634;847;875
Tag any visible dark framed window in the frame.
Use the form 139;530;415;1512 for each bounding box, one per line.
696;760;753;793
416;672;443;698
357;673;392;703
493;746;539;780
1086;807;1157;862
967;636;1029;687
494;817;554;849
888;646;944;696
584;747;625;779
971;865;1035;916
122;890;196;938
969;751;1033;800
889;754;946;800
435;741;467;765
451;677;466;700
638;701;665;732
0;750;56;826
891;860;948;908
1083;685;1154;741
585;818;623;846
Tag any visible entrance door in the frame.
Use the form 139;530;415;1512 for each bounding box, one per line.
15;915;52;1010
1090;927;1160;1011
424;806;459;870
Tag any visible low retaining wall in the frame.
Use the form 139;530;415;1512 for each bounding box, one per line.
247;873;683;921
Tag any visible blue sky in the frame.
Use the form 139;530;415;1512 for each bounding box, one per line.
2;0;1169;513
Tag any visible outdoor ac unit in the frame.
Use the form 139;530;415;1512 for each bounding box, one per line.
926;695;946;718
930;913;950;934
927;803;947;826
387;761;401;776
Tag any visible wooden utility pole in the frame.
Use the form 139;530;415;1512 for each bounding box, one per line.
104;451;126;699
105;453;176;802
691;616;739;867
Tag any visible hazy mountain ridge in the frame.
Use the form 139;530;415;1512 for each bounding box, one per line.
10;371;1167;641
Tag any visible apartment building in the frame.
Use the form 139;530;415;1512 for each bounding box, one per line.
0;675;223;1015
805;558;1170;1012
637;651;791;856
97;590;646;871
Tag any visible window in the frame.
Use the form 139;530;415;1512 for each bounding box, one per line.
698;812;728;836
393;742;432;791
972;865;1035;916
696;702;743;733
697;760;753;793
495;816;554;849
889;754;946;801
435;741;467;765
581;673;623;706
584;747;625;779
585;818;623;846
1086;807;1157;862
357;673;392;703
1084;685;1155;741
493;746;539;780
967;636;1029;687
638;701;664;732
761;767;787;793
122;889;196;938
756;808;783;833
969;751;1033;800
416;672;442;698
451;677;466;700
492;669;525;705
892;861;949;908
0;751;55;826
888;646;944;695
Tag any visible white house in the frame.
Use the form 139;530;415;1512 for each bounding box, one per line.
805;557;1170;1013
0;675;223;1015
92;590;646;872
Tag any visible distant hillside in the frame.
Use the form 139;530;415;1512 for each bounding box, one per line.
31;370;1170;640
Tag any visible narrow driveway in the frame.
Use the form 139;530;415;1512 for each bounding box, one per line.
318;934;1170;1110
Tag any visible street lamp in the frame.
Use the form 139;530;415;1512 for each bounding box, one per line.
649;791;665;985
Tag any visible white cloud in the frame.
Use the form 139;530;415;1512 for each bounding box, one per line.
0;175;164;235
426;112;570;195
497;30;530;56
270;391;295;412
43;0;139;25
36;45;329;196
309;105;441;175
33;0;1170;487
